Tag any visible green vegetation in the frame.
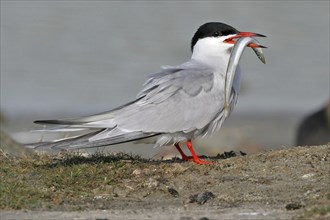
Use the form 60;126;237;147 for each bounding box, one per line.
1;144;329;219
1;152;148;210
0;152;198;211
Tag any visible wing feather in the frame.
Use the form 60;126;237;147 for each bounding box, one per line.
34;60;225;145
110;60;223;133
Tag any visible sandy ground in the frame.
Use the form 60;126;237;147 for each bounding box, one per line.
0;130;329;220
0;206;304;220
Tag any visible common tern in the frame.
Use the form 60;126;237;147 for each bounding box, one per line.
33;22;266;164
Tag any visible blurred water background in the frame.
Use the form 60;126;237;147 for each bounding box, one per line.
1;1;329;157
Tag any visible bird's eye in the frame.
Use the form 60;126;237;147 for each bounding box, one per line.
213;31;220;37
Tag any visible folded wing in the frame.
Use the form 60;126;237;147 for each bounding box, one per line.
34;60;225;148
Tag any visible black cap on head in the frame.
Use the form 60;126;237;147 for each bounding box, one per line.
191;22;238;51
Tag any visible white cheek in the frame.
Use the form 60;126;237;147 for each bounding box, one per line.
191;37;232;70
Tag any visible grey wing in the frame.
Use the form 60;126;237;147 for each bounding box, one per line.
34;60;225;148
110;60;225;134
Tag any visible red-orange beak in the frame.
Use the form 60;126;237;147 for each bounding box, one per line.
224;32;267;48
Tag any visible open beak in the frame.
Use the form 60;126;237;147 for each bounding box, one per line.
224;32;267;48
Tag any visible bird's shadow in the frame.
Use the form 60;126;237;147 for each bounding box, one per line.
38;150;246;168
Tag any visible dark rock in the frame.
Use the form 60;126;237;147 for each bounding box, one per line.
215;151;246;159
168;187;179;198
285;202;304;210
189;191;215;205
296;102;330;146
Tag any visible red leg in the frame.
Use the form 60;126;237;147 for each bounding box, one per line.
175;141;213;164
174;143;191;161
186;140;213;165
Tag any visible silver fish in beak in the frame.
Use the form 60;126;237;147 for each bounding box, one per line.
224;36;266;117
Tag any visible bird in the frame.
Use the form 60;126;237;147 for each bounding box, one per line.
33;22;266;164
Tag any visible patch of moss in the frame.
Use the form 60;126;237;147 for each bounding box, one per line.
301;205;330;219
0;152;148;210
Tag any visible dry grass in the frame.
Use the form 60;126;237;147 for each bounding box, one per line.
1;145;329;219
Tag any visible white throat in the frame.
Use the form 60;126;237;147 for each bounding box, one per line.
191;36;234;72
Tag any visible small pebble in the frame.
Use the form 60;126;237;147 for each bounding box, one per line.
189;191;215;205
132;169;142;177
168;187;179;198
